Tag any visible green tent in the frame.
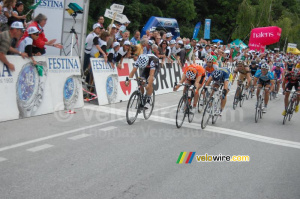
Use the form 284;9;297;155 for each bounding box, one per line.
230;39;248;49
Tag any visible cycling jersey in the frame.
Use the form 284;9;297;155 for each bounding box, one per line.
249;65;259;76
254;70;274;85
287;64;294;71
213;68;230;83
234;66;250;75
284;71;300;84
271;66;284;80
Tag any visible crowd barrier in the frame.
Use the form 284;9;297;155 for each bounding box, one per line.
0;56;84;122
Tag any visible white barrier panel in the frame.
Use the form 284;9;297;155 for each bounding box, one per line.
0;56;83;122
91;58;199;106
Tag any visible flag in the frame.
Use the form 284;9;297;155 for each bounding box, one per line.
35;64;43;76
204;19;211;40
192;22;201;39
29;0;42;10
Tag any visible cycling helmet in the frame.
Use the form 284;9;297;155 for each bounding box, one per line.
261;63;269;70
212;70;223;81
206;55;214;62
237;60;244;65
251;60;257;65
275;62;281;67
135;54;149;69
186;67;198;80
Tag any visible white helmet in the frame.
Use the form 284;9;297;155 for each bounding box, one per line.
206;55;214;62
135;54;149;69
261;63;269;70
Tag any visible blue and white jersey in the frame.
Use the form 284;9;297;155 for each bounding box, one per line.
254;70;274;81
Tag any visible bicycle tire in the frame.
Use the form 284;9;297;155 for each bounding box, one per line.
143;90;155;120
201;98;213;129
288;101;295;121
197;88;205;113
212;98;221;124
188;97;194;123
126;91;141;125
259;96;263;119
240;84;245;107
233;87;240;110
176;96;187;128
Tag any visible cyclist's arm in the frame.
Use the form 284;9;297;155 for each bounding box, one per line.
253;77;258;87
232;69;238;83
174;74;186;91
128;67;137;79
195;76;201;91
148;69;155;86
205;76;212;87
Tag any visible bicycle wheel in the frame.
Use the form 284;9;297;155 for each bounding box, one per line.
176;96;187;128
212;98;221;124
126;91;141;125
259;97;263;119
283;108;289;125
201;98;213;129
255;97;261;123
288;101;295;121
239;84;245;107
233;87;240;110
188;97;195;123
143;90;155;120
197;89;205;113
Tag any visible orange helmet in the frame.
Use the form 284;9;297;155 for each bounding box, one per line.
186;67;198;80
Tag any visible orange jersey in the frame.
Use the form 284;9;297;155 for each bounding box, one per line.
184;64;205;78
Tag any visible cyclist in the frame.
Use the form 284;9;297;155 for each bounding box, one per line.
125;54;160;106
282;69;300;116
232;60;251;104
253;63;274;113
203;68;231;116
286;59;294;72
204;55;218;80
249;60;259;76
174;64;206;113
271;62;285;96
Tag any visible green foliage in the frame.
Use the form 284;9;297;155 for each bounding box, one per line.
19;0;300;48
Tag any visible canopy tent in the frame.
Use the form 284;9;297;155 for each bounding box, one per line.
287;47;300;55
141;16;180;39
230;39;248;49
212;39;223;43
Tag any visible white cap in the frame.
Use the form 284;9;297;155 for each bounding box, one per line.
148;40;154;46
124;40;130;46
169;40;176;45
11;21;24;29
119;26;126;32
125;21;131;24
177;40;183;45
113;42;120;48
112;24;117;28
93;23;101;30
196;43;200;46
27;26;39;34
166;32;173;38
184;44;191;49
224;50;230;54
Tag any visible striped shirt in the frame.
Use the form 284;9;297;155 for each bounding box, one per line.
0;30;12;54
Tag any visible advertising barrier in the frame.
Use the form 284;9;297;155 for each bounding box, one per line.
90;58;207;106
0;56;84;122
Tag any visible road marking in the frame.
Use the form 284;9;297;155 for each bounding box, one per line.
153;104;177;112
68;134;91;140
0;117;124;153
86;106;300;150
99;126;117;132
27;144;53;152
0;157;7;162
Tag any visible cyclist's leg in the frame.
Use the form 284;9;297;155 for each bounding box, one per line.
256;80;263;100
221;82;229;111
284;83;292;109
146;69;157;97
140;68;149;95
194;76;205;107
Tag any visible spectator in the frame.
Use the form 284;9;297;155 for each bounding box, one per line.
158;39;171;63
155;34;161;45
115;21;130;40
150;30;157;40
133;38;148;61
107;42;121;69
19;13;62;55
0;0;16;31
185;44;194;65
8;1;26;27
90;29;109;59
143;40;153;54
0;21;27;71
177;40;185;68
115;40;131;68
18;26;40;65
166;32;172;43
119;30;130;45
130;30;140;45
107;24;117;49
97;16;105;29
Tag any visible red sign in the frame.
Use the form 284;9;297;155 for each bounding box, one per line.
117;63;131;95
249;26;281;46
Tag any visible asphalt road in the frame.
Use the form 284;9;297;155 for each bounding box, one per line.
0;83;299;199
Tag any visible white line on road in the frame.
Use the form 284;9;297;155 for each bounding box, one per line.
0;117;124;153
27;144;53;152
99;126;117;132
0;157;7;162
87;106;300;150
68;134;91;140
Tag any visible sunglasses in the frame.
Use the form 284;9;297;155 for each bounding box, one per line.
33;33;39;36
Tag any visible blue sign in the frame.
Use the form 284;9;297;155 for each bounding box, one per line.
192;22;201;39
204;19;211;40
